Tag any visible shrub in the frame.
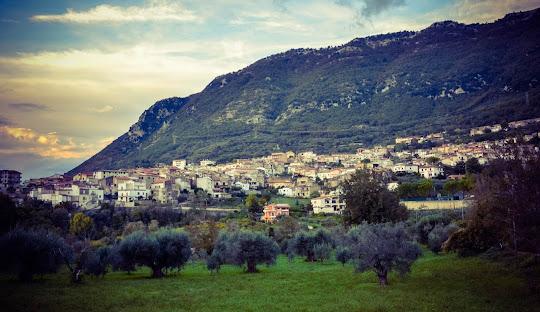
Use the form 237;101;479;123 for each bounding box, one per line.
208;231;279;273
347;222;421;286
0;228;70;281
287;229;334;262
428;223;458;254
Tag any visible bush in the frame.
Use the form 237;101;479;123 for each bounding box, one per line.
0;228;70;281
347;222;421;286
428;223;458;253
114;229;192;278
414;214;452;245
208;231;279;273
287;229;334;262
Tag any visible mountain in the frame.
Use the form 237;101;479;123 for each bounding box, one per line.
69;9;540;174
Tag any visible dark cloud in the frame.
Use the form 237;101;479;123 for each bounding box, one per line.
335;0;405;17
0;115;11;125
7;102;50;112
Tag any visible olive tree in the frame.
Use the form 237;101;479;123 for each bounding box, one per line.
114;229;192;278
82;246;111;277
208;231;279;273
347;222;421;286
0;228;70;281
287;229;334;262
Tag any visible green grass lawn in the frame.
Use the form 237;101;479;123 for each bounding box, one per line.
1;252;538;312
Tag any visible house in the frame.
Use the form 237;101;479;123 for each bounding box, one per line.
392;164;419;174
311;194;346;214
261;204;290;222
93;170;129;180
117;180;149;204
172;159;187;170
277;187;294;197
419;166;444;179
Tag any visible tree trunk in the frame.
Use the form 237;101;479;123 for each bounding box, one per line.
377;272;388;286
151;266;164;278
246;261;257;273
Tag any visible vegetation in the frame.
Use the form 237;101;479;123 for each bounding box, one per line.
0;229;69;281
342;170;408;224
208;231;280;273
287;229;334;262
345;223;421;285
445;150;540;255
2;253;539;312
113;229;192;278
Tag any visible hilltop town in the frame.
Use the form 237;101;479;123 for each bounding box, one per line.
3;117;539;220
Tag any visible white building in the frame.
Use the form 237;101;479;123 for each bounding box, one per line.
172;159;187;170
392;164;419;174
277;187;294;197
419;166;444;179
118;180;149;203
93;170;129;180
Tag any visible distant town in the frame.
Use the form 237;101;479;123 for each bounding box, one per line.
3;117;539;221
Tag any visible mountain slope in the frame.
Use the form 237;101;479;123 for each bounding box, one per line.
70;9;540;174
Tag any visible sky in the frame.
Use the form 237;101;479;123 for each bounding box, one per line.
1;0;539;179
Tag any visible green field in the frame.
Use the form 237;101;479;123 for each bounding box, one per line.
1;252;538;312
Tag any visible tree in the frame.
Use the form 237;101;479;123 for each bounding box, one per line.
465;158;483;174
245;194;262;215
114;229;192;278
208;231;279;273
186;220;221;255
346;222;421;286
0;228;69;281
335;246;352;266
287;229;334;262
0;194;17;234
70;212;94;239
342;170;408;224
82;246;111;277
446;151;540;254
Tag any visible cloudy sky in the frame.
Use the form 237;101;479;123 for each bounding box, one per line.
1;0;539;179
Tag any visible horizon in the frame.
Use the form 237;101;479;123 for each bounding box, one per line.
1;0;540;179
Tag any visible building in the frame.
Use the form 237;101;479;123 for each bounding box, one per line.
117;180;149;204
0;170;21;190
93;170;129;180
419;166;444;179
311;194;346;214
172;159;187;170
261;204;290;222
392;164;419;174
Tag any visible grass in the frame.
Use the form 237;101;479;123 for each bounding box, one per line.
1;252;539;312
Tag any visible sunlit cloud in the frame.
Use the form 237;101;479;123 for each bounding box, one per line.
92;105;114;113
31;0;200;24
0;125;111;159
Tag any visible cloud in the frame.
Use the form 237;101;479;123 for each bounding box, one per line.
427;0;540;24
7;102;49;112
0;125;111;159
0;115;11;125
335;0;405;18
31;1;200;24
92;105;113;113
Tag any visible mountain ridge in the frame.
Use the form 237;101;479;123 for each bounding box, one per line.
69;8;540;174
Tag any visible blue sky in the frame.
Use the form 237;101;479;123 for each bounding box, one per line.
1;0;539;179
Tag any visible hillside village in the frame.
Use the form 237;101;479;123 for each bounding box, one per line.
4;117;539;220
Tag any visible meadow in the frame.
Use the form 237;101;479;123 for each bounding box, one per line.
1;252;538;312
